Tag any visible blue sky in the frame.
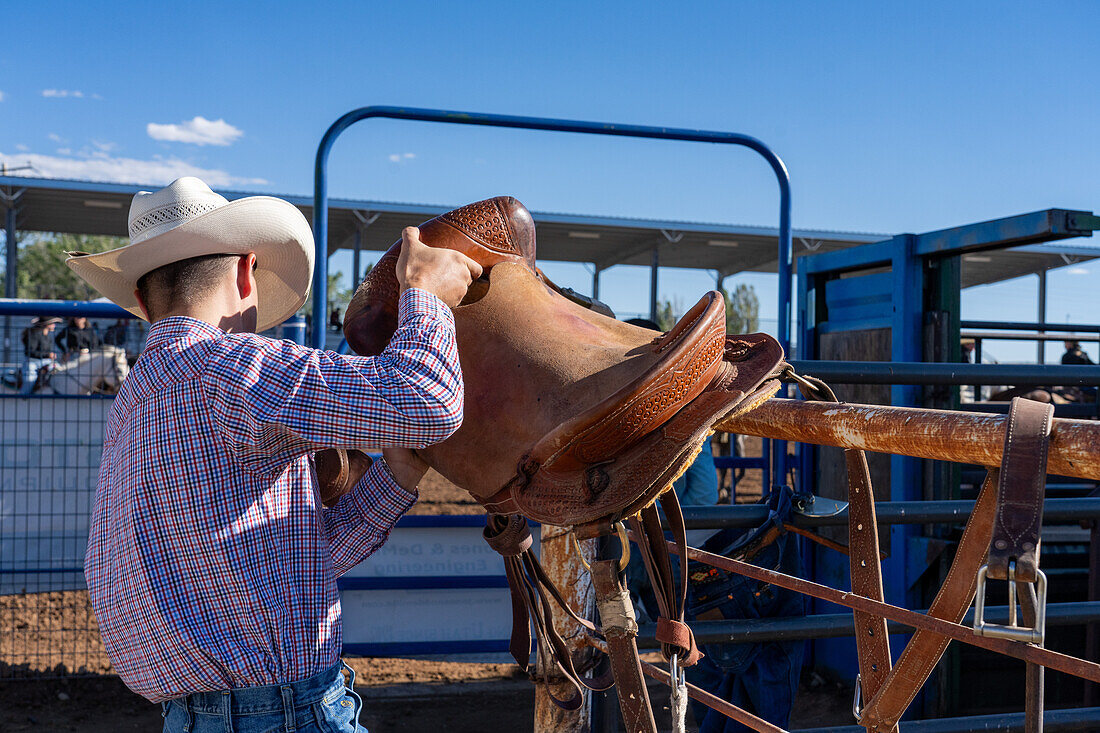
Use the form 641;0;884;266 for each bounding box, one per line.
1;1;1097;361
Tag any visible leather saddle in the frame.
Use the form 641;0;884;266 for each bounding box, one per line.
341;197;785;527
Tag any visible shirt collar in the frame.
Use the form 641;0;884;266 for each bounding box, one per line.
144;316;226;350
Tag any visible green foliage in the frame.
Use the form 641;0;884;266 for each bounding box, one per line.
655;299;677;331
2;233;124;300
720;283;759;334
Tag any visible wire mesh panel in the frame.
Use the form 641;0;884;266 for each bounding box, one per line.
0;395;113;679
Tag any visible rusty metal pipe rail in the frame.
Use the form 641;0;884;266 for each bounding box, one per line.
718;399;1100;480
637;602;1100;646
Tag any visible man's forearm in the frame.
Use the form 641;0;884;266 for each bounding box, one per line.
322;458;417;575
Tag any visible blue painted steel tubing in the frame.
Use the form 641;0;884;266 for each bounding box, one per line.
787;360;1100;386
313;105;794;482
0;298;132;318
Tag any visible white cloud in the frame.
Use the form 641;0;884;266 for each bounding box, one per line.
42;89;86;98
15;144;28;152
48;133;66;143
0;91;5;102
56;147;72;155
387;152;416;163
147;116;243;146
0;150;267;187
1066;267;1090;275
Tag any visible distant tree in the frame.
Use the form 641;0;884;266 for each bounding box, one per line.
654;296;685;331
2;233;124;300
720;283;759;334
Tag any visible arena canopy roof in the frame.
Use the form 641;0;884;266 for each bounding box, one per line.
2;176;1095;289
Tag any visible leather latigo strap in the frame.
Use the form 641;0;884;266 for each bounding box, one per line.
845;448;894;728
628;493;703;667
590;559;659;733
784;369;894;724
987;397;1055;583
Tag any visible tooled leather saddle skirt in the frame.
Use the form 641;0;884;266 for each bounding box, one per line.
342;197;785;527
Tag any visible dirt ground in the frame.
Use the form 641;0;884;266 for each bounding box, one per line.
0;436;855;731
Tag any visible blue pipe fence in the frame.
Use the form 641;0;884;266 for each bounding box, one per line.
312;105;795;488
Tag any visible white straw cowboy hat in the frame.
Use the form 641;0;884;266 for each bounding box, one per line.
66;177;314;332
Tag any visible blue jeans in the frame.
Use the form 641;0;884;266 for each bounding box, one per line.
161;661;367;732
20;357;52;394
685;518;804;732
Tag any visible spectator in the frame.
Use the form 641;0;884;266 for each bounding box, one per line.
329;307;343;331
103;318;129;347
1062;340;1094;366
56;316;100;359
20;316;61;393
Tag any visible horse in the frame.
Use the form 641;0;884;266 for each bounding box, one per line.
40;346;130;395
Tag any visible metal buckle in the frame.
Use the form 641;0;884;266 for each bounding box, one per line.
573;521;631;573
973;561;1047;644
852;673;863;721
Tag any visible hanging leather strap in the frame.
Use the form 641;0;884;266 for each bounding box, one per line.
846;448;894;730
783;368;894;724
627;493;702;666
857;471;1000;731
987;397;1055;583
483;515;613;711
591;559;659;733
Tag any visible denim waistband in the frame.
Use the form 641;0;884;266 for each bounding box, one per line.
171;661;346;715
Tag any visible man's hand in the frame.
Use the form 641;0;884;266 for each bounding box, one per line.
383;447;430;495
395;226;483;307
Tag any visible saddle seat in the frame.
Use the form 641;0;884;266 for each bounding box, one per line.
344;197;784;527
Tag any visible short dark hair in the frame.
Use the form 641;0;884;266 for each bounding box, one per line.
136;254;239;321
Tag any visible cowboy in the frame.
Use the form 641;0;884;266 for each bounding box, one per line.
68;177;481;732
19;315;61;393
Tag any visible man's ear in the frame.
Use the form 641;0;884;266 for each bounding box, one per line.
133;289;152;321
236;253;257;298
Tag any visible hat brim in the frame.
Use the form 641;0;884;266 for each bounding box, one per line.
66;196;315;333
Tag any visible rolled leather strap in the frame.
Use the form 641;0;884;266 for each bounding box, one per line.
483;514;533;557
987;397;1055;583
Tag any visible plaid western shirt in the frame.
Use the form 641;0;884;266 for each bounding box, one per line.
84;288;461;703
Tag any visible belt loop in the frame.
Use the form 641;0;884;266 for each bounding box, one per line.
281;684;296;732
222;690;233;733
181;696;194;732
341;659;356;689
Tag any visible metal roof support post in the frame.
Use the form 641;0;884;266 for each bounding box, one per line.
350;210;380;290
3;192;21;364
649;242;659;323
591;265;602;300
352;229;361;290
1037;269;1047;364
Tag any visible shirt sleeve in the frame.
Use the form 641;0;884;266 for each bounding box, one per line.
321;457;416;575
203;288;462;476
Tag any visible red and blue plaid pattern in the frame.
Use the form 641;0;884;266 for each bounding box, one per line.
84;289;461;702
